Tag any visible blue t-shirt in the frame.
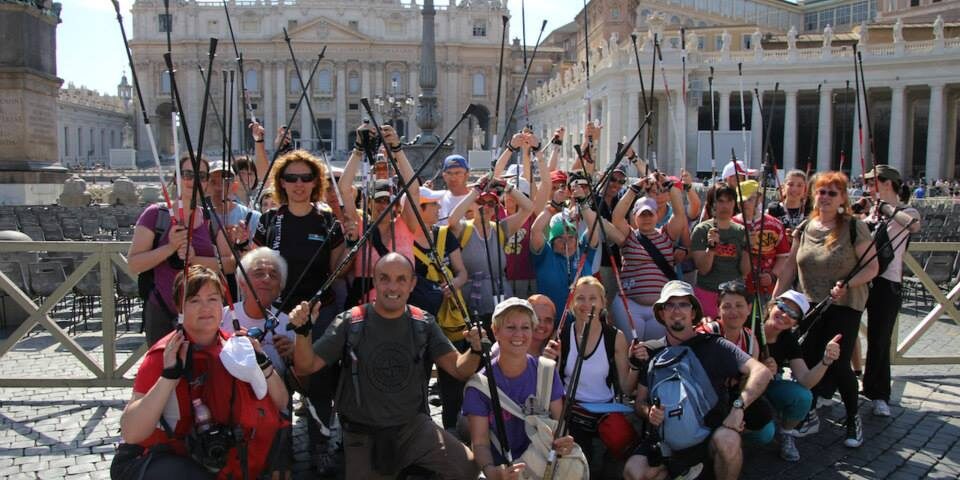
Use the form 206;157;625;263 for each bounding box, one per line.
226;201;261;239
533;238;596;322
462;355;565;464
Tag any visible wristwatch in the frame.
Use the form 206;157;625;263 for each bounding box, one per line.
732;398;745;410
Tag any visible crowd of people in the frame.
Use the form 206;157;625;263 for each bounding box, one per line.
114;119;922;479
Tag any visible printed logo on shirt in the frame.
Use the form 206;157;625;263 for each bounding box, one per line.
307;233;326;242
714;243;738;257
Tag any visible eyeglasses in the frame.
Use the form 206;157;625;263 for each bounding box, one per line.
817;189;840;198
182;170;209;181
718;280;748;297
609;176;627;185
776;300;802;321
281;172;317;183
662;301;693;312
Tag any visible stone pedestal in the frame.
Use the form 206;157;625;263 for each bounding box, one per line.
403;142;452;186
109;149;137;169
0;2;67;205
109;176;138;205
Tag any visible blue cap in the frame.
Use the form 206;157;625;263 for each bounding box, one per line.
442;155;469;172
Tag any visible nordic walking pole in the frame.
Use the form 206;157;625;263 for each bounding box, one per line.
492;15;509;159
737;63;750;168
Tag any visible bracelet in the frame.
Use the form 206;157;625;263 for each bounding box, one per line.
254;138;264;143
345;238;358;248
506;144;519;153
629;185;643;196
531;142;542;153
263;366;275;380
293;320;314;337
389;143;403;152
235;240;250;249
256;351;272;370
161;362;183;380
551;136;562;146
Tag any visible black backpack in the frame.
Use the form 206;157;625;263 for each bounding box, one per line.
137;206;172;301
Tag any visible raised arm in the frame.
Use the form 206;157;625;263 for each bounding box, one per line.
250;121;270;189
338;140;363;225
502;185;534;237
530;147;552;215
529;207;552;255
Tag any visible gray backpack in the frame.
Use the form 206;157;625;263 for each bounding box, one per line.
647;335;719;456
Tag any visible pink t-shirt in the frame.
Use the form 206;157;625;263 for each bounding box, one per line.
352;218;415;300
620;229;675;300
505;216;535;281
136;204;216;313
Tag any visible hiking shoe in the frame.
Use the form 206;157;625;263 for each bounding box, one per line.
872;399;891;417
794;410;820;437
673;463;703;480
844;415;863;448
779;432;800;462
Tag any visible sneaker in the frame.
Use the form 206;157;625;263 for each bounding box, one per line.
779;432;800;462
794;410;820;437
872;399;891;417
844;415;863;448
672;463;703;480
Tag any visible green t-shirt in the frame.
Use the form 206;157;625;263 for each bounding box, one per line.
312;305;455;427
690;219;747;292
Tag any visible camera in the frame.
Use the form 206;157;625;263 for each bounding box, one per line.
188;425;237;473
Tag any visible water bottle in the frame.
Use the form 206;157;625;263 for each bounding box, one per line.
192;398;212;433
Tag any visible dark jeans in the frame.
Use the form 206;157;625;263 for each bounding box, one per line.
436;339;468;430
144;296;177;347
110;447;212;480
801;304;863;419
863;277;902;402
307;303;340;443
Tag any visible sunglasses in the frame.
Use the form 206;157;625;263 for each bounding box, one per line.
817;189;839;198
281;172;317;183
776;300;802;321
663;301;693;312
182;170;209;181
609;176;627;185
718;280;748;297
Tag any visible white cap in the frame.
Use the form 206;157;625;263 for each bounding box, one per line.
720;160;757;181
209;160;227;174
504;164;525;178
631;196;658;217
492;297;538;324
777;290;811;316
418;186;444;204
219;336;268;400
516;177;531;196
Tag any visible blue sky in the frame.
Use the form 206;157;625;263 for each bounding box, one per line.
57;0;581;95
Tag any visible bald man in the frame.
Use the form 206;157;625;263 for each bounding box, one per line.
290;253;483;479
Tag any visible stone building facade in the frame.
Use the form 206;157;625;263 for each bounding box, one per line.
127;0;559;165
529;0;960;182
56;77;133;168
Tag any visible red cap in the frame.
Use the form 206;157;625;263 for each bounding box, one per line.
550;170;568;185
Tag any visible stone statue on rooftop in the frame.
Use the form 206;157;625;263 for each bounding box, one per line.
720;29;732;53
787;25;797;50
934;15;944;41
893;18;904;43
823;24;834;48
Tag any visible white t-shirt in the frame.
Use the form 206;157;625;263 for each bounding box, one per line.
438;190;469;225
868;206;920;283
221;303;294;375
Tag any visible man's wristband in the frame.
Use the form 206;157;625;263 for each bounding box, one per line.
254;138;265;143
389;143;403;152
506;144;519;153
293;321;313;337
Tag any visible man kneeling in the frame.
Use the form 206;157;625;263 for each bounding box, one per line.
289;253;483;479
624;281;772;480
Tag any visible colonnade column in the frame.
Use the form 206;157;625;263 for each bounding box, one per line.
888;85;906;172
816;86;833;171
925;83;945;181
719;91;731;131
782;90;798;172
335;64;346;152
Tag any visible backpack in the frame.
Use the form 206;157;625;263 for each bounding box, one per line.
466;357;589;480
646;334;719;456
558;316;620;396
412;226;468;341
796;216;858;246
340;304;432;408
137;205;172;301
870;219;898;276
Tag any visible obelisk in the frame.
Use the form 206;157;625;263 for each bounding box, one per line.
0;1;68;204
404;0;451;179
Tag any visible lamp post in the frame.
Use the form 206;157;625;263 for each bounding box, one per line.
373;79;416;140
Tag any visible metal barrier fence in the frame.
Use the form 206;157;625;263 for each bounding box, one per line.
0;240;956;387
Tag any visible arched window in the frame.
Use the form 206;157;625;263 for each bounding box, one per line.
472;72;485;96
317;70;332;94
245;69;258;92
348;71;360;94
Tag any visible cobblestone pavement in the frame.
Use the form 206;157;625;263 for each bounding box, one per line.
0;300;958;479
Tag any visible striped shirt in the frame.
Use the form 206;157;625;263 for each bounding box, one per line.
620;229;675;300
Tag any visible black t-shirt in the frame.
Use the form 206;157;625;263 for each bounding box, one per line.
596;191;625;268
767;329;802;375
413;227;460;278
254;204;344;308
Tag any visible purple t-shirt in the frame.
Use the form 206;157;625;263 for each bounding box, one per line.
462;355;564;463
136;204;216;313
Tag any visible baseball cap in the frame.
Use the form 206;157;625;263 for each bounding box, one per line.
504;164;524;178
863;164;901;184
736;179;760;203
372;179;393;200
721;160;758;181
547;213;578;244
653;280;702;317
631;197;658;217
550;170;568;185
567;171;590;187
776;290;811;317
418;186;444;204
492;297;538;325
209;160;226;174
442;155;469;172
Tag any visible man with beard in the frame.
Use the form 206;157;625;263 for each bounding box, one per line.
624;280;771;480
